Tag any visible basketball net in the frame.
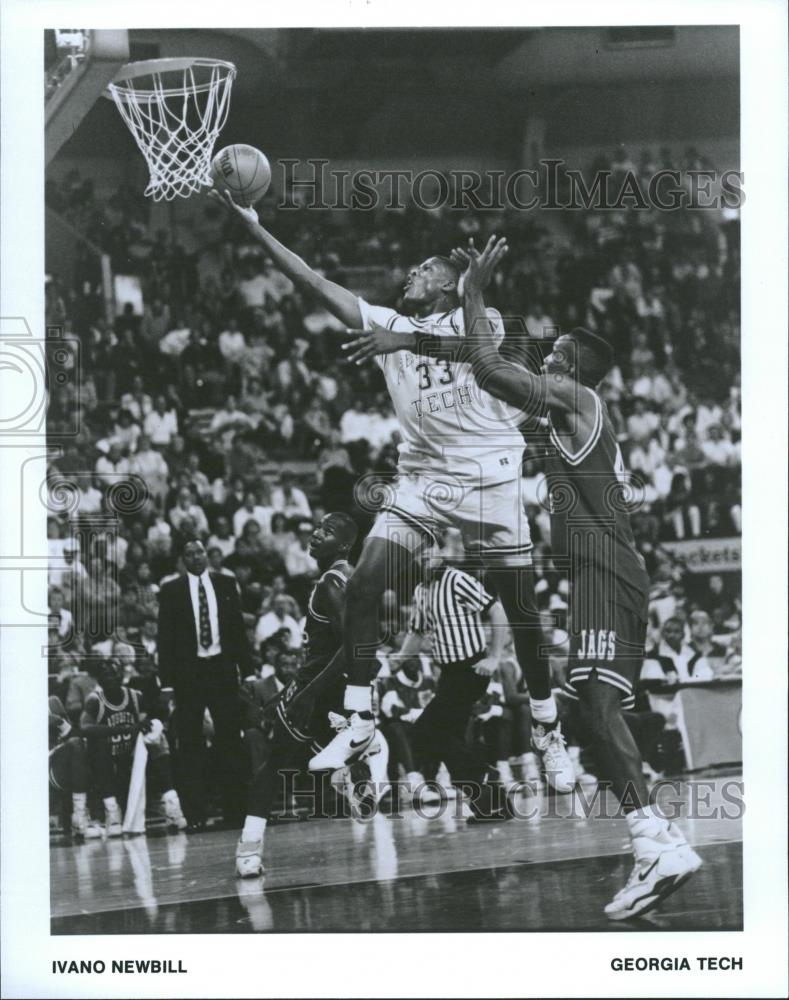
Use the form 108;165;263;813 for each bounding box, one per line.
108;58;236;201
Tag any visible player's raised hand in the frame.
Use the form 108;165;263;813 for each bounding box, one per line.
468;235;509;290
207;187;260;227
342;322;404;365
451;235;508;296
449;245;471;268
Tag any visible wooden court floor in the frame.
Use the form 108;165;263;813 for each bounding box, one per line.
51;774;743;934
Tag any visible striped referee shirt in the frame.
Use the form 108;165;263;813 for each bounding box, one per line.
409;567;495;666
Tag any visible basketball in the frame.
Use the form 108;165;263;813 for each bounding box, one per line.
211;144;271;206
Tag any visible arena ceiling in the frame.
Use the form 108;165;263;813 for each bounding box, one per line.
52;26;738;162
126;25;738;95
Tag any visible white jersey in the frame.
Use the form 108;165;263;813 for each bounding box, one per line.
358;299;526;485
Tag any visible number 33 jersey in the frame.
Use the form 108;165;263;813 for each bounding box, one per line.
357;299;527;486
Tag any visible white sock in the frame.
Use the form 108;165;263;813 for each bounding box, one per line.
72;793;87;812
627;804;669;837
103;796;119;812
344;685;372;713
161;789;179;805
530;696;558;725
242;816;267;843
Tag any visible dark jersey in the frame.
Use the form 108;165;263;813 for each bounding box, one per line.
542;388;649;618
299;562;351;686
276;562;351;747
83;686;141;758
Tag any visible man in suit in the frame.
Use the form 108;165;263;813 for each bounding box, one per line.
158;540;250;830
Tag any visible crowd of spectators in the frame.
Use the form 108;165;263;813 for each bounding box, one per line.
45;145;742;834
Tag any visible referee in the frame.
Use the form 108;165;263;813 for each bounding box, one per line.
395;558;513;821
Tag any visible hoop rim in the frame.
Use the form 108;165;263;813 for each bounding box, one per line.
104;57;236;98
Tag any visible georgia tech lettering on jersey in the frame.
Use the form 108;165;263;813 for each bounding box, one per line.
411;383;473;417
578;628;617;660
357;297;526;484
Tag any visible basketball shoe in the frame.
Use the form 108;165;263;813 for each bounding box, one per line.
308;712;375;771
235;839;265;878
435;763;457;800
105;803;123;838
497;758;521;788
161;790;188;831
604;812;702;920
71;808;102;840
464;768;515;824
531;722;575;793
518;751;543;787
403;771;423;799
335;732;391;818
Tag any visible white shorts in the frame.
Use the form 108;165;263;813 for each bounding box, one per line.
366;471;533;566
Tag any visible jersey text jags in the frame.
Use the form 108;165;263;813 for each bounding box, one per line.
577;629;617;660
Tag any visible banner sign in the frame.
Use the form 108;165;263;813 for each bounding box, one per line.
662;536;741;573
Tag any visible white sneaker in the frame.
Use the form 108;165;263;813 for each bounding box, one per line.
337;734;391;817
71;810;102;840
519;752;543;787
161;791;188;831
416;776;447;805
405;771;428;803
421;786;443;804
435;763;457;800
235;839;265;878
532;723;575;793
308;713;375;770
496;760;516;785
605;825;702;921
105;805;123;838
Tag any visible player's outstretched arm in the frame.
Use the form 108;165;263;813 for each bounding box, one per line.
342;322;474;366
209;189;362;329
456;236;545;412
456;237;576;415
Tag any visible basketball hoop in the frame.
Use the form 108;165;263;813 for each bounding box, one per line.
107;57;236;201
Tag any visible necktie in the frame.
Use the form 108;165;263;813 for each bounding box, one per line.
198;578;213;649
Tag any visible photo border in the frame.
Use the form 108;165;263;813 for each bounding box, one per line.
1;1;786;997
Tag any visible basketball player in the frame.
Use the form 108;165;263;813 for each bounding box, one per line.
211;190;573;792
419;235;702;920
48;695;102;839
80;659;187;835
235;512;389;878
